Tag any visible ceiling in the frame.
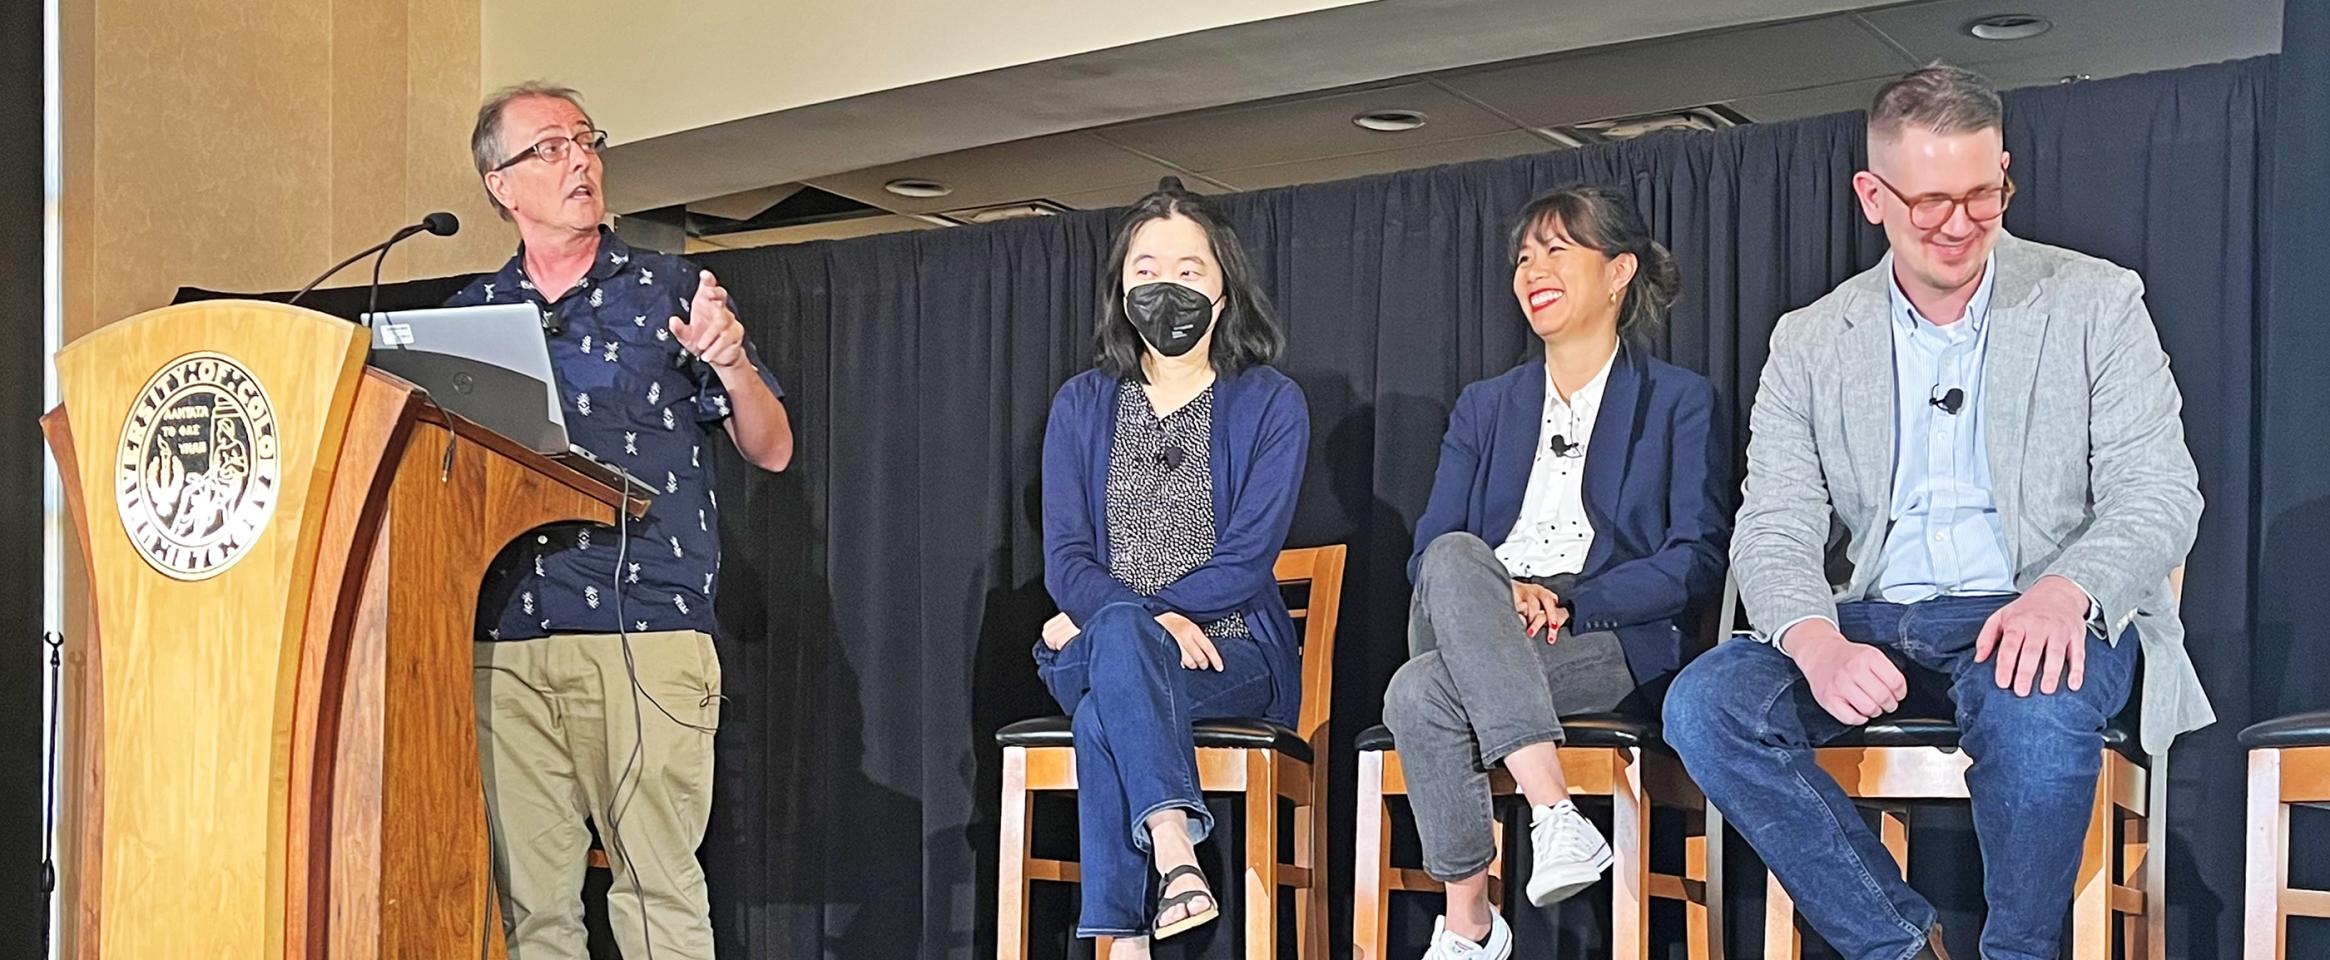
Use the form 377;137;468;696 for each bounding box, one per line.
683;0;2281;253
609;0;1892;213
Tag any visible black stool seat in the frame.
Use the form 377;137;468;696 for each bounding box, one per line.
996;715;1312;763
2240;710;2330;749
1353;712;1657;754
1823;715;2137;756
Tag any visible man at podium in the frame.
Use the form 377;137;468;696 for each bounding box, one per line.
450;81;793;960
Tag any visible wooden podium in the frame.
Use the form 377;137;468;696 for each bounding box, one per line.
44;301;643;960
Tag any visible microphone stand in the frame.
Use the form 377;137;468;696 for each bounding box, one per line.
286;227;419;308
286;213;460;323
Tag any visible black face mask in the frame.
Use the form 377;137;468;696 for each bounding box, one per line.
1124;282;1220;357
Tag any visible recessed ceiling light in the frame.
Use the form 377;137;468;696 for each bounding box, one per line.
1352;109;1429;133
1965;13;2053;41
883;178;953;199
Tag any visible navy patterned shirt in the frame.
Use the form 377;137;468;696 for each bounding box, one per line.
445;227;782;641
1102;381;1250;641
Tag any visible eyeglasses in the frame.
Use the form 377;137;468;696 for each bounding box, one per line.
1868;172;2015;230
490;129;610;172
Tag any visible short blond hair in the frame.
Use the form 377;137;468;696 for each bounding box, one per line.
1868;64;2002;146
470;82;590;219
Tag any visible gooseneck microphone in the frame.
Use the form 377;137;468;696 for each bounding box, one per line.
1929;387;1966;415
287;212;461;322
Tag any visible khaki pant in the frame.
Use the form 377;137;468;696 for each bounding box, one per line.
474;630;723;959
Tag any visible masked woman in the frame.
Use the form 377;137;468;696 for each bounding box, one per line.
1033;178;1309;954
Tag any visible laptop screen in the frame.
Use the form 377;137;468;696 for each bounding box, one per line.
364;304;569;454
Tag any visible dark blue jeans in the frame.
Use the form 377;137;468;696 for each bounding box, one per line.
1035;602;1277;937
1664;595;2138;960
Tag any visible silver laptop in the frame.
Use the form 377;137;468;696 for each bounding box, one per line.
365;304;651;495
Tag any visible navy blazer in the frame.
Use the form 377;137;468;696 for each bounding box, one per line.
1408;345;1733;684
1040;365;1311;726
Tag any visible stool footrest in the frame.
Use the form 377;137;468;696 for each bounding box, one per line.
2285;887;2330;919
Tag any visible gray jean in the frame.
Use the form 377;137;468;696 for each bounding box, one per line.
1382;532;1639;882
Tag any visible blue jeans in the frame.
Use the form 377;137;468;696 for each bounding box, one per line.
1664;595;2138;960
1035;602;1277;937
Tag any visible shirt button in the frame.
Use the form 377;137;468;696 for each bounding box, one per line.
1934;531;1950;542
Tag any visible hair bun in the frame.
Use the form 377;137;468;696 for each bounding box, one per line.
1634;240;1683;322
1156;176;1187;194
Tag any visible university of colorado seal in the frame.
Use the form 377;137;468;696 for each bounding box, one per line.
114;352;281;580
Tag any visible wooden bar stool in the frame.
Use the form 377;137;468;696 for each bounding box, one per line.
1755;718;2161;960
2240;709;2330;959
994;544;1346;960
1727;570;2173;960
1351;718;1724;960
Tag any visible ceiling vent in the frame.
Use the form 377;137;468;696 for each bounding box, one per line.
937;199;1073;226
1538;105;1748;146
686;185;882;238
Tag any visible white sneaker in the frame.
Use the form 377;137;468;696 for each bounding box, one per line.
1524;799;1612;906
1423;913;1512;960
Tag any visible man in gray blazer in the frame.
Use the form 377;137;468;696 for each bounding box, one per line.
1664;65;2207;960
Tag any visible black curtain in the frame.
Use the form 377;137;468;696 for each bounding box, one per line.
1998;59;2271;960
177;274;479;320
7;0;47;954
2255;0;2330;958
179;50;2307;960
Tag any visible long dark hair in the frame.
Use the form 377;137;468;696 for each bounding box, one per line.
1507;184;1682;337
1095;178;1284;381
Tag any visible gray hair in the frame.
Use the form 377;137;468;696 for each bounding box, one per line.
470;81;590;219
1868;63;2002;145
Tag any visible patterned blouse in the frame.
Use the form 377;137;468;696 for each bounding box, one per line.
1104;379;1251;641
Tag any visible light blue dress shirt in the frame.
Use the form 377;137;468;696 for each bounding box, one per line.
1872;254;2019;602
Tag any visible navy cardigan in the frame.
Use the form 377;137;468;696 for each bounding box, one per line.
1408;345;1733;684
1038;365;1311;727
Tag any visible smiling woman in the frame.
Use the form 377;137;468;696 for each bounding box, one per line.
1387;183;1726;957
1506;185;1682;349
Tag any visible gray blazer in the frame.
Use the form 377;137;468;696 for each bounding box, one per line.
1732;232;2209;754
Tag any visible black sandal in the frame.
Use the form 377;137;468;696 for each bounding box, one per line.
1152;863;1220;940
